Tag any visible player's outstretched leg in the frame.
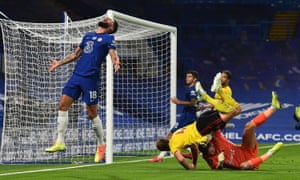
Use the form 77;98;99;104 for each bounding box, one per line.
242;142;283;170
196;80;237;113
271;91;282;110
211;72;222;93
94;144;106;163
149;156;164;163
45;141;66;153
149;151;166;162
195;81;207;101
268;142;283;155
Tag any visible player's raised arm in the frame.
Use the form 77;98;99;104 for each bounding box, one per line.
48;47;82;72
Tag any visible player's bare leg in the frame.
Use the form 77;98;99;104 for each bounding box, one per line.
242;91;281;149
239;91;283;169
240;142;283;170
196;81;238;113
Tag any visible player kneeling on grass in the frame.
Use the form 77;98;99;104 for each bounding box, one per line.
199;91;283;170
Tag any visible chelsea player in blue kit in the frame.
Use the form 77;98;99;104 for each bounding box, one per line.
149;70;199;162
45;17;120;163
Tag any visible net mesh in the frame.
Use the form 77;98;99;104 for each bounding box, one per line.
0;11;175;163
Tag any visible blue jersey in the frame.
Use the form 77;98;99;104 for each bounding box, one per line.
62;32;116;105
182;86;197;115
74;32;116;77
170;85;197;133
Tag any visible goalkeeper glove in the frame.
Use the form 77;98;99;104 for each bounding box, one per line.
217;151;224;169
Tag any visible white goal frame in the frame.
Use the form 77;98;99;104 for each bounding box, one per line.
105;10;177;164
0;9;177;164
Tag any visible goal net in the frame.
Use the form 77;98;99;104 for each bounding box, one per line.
0;10;177;164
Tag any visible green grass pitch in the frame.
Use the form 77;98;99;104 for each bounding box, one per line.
0;143;299;180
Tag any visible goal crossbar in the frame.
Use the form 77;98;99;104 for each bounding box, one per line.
0;9;177;164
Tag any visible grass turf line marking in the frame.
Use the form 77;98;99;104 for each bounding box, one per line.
0;143;299;176
0;158;152;177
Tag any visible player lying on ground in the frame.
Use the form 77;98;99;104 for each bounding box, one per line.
151;70;240;163
199;91;283;170
156;101;241;170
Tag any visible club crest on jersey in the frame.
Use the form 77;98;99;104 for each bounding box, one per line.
84;41;94;54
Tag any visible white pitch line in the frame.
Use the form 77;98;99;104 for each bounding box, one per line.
0;143;299;177
258;142;300;149
0;158;150;177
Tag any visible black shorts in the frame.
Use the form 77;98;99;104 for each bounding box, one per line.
196;110;226;135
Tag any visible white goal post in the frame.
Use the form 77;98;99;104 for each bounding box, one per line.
0;9;177;164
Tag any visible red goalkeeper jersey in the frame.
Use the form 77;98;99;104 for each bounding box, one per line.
202;130;258;169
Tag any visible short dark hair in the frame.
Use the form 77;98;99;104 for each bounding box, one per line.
110;20;118;34
156;138;170;151
186;70;199;80
198;142;211;156
222;70;232;80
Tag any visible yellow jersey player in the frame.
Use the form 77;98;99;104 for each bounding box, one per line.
196;70;240;114
149;70;199;162
156;103;240;170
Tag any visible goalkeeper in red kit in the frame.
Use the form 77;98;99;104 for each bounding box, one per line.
199;91;283;170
